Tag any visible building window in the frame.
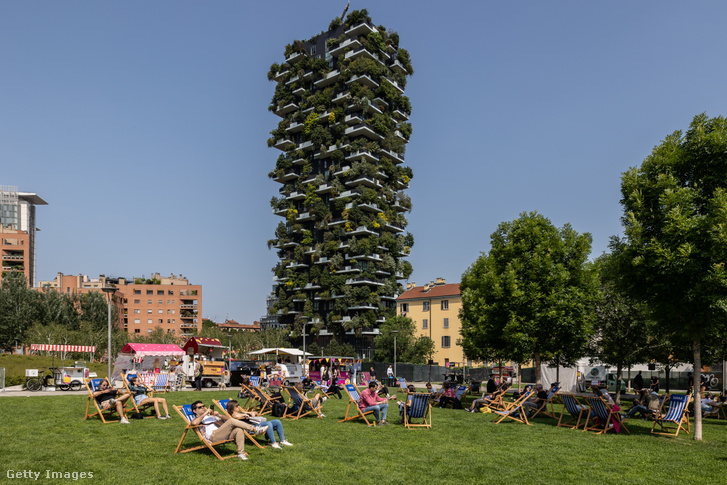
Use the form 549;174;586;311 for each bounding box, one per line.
147;300;152;304
134;290;141;295
158;300;163;304
134;329;140;333
422;319;428;329
442;336;451;348
310;45;316;55
158;319;163;324
157;290;164;295
134;299;140;304
443;318;449;329
168;290;174;295
134;319;140;324
158;309;163;314
147;319;152;324
146;290;153;295
167;319;171;323
147;309;152;314
441;300;449;310
423;301;430;311
400;303;408;313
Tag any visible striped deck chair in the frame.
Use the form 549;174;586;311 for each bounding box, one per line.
651;393;691;437
173;404;239;460
531;385;560;419
583;396;629;435
84;377;129;423
339;384;376;426
404;393;432;429
121;373;156;415
492;388;534;425
152;373;170;393
314;380;336;397
212;399;265;449
284;385;323;419
557;393;588;429
248;385;283;416
398;377;408;390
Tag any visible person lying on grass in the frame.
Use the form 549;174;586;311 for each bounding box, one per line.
226;399;293;449
127;376;171;420
190;401;268;461
93;379;132;424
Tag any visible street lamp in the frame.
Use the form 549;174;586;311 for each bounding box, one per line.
391;330;399;381
101;286;117;380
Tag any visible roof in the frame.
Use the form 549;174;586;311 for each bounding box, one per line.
183;337;226;349
119;343;185;356
397;282;460;301
249;348;312;357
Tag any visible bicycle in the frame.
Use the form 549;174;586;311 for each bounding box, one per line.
24;369;54;392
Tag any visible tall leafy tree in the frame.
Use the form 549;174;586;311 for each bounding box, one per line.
613;113;727;440
0;272;42;349
373;316;434;364
460;211;597;383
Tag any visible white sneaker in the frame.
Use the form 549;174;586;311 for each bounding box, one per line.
120;417;130;424
238;453;248;461
322;396;328;403
318;413;326;418
280;440;293;447
271;442;282;449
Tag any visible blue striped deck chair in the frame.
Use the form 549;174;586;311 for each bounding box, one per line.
557;393;587;429
492;389;534;425
651;393;691;437
531;385;560;419
404;393;432;429
583;396;629;434
283;385;323;419
339;384;376;426
314;380;335;397
152;373;169;393
122;373;156;415
173;404;239;460
212;398;265;449
398;377;408;390
84;377;129;423
249;375;261;387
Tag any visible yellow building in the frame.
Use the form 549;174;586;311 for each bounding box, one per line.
396;278;466;367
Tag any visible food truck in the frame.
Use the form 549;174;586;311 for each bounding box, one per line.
181;337;231;388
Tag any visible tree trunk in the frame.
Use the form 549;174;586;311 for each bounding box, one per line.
664;366;671;394
693;338;702;441
615;363;623;405
534;350;541;386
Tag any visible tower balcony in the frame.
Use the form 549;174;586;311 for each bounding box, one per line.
316;183;333;194
345;277;385;286
345;201;381;213
274;137;296;150
285;51;304;64
345;21;376;37
296;212;314;222
297;140;314;151
332;189;361;200
344;47;378;62
348;304;378;311
333;165;351;177
348;226;379;237
286;262;309;269
344;114;362;125
273;69;289;82
272;171;298;183
390;59;409;75
274;102;298;117
332;90;351;105
380;149;404;164
346;253;383;262
393;108;410;121
383;222;405;233
286;121;304;133
384;77;405;94
285;191;306;201
337;265;361;274
392;200;411;212
292;86;305;96
328;37;361;57
314;69;341;88
345;123;383;141
285;75;299;86
345;149;378;163
345;176;380;189
346;74;379;90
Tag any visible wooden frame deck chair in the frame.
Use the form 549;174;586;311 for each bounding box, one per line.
404;393;432;429
84;377;129;423
339;384;376;426
151;373;170;393
583;396;629;435
531;385;560;419
248;385;283;416
398;377;408;390
283;385;323;419
173;404;237;460
483;383;511;410
314;380;336;397
557;393;588;429
651;393;691;437
121;373;156;415
212;399;265;449
492;388;534;425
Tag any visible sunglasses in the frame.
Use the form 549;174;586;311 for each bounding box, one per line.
194;405;205;410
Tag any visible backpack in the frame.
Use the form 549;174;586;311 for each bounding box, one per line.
272;402;287;418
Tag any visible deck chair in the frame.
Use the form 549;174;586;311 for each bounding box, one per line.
483;383;511;410
173;404;239;460
284;385;323;419
247;385;283;416
339;384;376;426
84;377;129;423
492;389;534;425
121;373;156;415
398;377;408;390
530;385;560;419
152;373;170;393
651;394;691;437
314;380;336;397
212;399;265;449
583;396;629;435
557;393;588;429
404;393;432;429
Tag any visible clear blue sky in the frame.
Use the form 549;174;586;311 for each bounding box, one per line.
3;1;727;323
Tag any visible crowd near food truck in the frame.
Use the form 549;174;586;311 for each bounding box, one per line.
180;337;231;388
248;348;309;385
111;343;186;388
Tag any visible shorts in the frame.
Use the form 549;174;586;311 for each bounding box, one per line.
134;394;149;406
101;398;117;410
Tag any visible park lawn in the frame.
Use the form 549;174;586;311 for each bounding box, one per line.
1;390;726;484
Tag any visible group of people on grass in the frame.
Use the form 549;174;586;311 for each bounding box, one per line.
92;377;171;424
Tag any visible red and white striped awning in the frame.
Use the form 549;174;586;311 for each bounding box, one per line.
31;344;96;353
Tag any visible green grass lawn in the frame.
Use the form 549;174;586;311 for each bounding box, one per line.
1;389;726;484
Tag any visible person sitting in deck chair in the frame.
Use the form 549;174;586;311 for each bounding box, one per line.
438;382;461;409
191;401;268;461
360;381;393;426
397;384;417;421
289;382;327;417
521;384;549;417
94;379;132;424
128;376;171;419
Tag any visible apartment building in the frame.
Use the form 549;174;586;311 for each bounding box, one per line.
38;272;202;337
397;278;466;367
0;186;47;287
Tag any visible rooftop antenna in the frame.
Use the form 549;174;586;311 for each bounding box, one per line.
341;1;350;21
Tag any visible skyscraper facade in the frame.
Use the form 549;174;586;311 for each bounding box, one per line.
267;9;414;353
0;185;48;287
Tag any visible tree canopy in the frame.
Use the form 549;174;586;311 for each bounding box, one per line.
613;113;727;440
459;211;597;381
373;315;434;364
